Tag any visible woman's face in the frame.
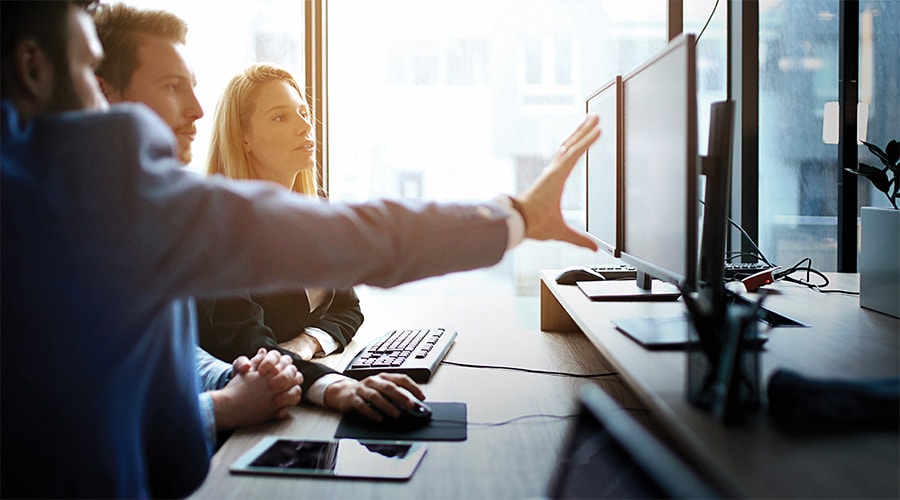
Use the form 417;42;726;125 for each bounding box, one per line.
243;80;315;186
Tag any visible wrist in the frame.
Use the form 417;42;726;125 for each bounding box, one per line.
207;389;235;430
323;379;347;409
507;195;529;232
323;378;355;410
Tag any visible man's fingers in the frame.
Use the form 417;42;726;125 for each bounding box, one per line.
558;114;600;152
377;373;425;401
272;385;303;408
256;349;283;376
269;364;303;391
552;119;601;174
558;227;600;251
231;355;252;374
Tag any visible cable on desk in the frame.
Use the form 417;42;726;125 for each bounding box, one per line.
703;198;775;267
775;257;860;295
433;407;651;428
432;413;579;428
441;360;618;379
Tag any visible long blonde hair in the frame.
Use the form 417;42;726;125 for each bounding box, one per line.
206;63;318;195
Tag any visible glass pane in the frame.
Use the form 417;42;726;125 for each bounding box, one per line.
685;0;729;155
859;1;900;210
759;0;899;272
759;0;840;271
328;0;729;296
110;0;305;175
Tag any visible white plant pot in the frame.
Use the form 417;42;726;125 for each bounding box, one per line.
859;207;900;318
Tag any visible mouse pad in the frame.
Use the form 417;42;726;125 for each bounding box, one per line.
334;402;467;442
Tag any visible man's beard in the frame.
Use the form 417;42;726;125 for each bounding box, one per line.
46;63;85;113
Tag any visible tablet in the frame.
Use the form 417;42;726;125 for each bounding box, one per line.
229;437;427;480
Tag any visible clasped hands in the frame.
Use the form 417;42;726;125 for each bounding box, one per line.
211;348;303;430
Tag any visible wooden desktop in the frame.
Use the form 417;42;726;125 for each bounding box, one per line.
191;274;898;499
189;292;647;499
541;271;899;498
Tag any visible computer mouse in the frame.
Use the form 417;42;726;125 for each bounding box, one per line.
554;266;606;285
377;399;433;431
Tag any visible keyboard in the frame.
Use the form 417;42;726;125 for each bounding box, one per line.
588;264;638;280
343;327;457;383
590;262;774;281
723;262;772;279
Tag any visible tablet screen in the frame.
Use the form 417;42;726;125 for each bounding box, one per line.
230;437;426;480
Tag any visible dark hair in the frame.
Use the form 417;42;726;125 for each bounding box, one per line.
92;3;188;93
0;1;98;99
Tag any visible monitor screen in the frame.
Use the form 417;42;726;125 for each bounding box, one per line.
620;33;698;292
585;76;623;257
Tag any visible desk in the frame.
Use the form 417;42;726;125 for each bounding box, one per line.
190;290;646;499
540;271;899;498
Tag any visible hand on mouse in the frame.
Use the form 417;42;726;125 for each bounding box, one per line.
323;373;426;422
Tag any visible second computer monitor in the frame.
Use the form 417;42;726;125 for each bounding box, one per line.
620;33;699;293
585;76;624;257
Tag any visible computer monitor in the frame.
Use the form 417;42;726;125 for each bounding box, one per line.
585;76;623;257
698;100;736;311
619;33;698;296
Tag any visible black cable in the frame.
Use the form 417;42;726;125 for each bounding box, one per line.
712;206;856;294
706;202;856;294
441;360;618;379
695;0;720;44
775;258;859;295
700;198;774;266
727;216;773;266
725;251;766;264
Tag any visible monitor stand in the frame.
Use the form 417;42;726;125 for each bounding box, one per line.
577;271;680;302
726;289;807;327
611;315;693;349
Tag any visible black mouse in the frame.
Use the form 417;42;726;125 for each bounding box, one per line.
376;399;433;431
554;266;606;285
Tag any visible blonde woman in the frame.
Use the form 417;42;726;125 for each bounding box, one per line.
206;64;318;195
196;64;423;415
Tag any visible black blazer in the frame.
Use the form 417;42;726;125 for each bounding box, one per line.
196;288;363;392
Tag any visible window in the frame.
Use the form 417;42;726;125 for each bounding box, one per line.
757;0;899;271
327;0;731;296
116;0;729;297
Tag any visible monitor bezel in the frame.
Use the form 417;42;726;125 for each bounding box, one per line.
584;75;624;258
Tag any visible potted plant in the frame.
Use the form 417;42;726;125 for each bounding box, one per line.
845;138;899;318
